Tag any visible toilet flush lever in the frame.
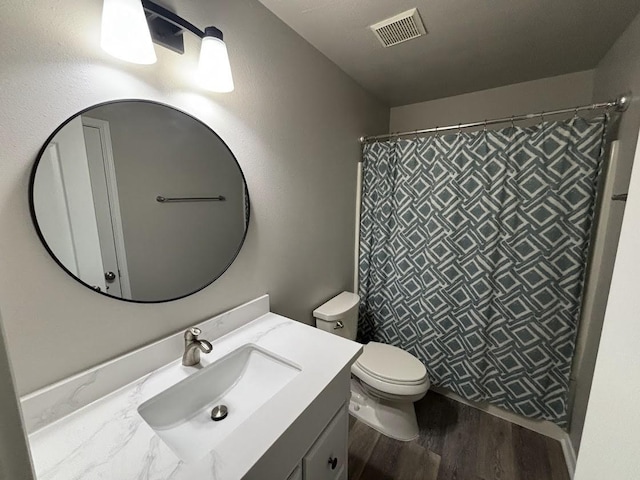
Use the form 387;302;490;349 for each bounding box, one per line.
334;321;344;330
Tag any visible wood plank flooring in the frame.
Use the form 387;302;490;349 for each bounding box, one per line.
348;391;570;480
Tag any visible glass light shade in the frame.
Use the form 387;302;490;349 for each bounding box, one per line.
196;36;234;93
101;0;156;64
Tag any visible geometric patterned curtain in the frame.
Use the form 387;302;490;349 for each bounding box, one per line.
358;115;608;426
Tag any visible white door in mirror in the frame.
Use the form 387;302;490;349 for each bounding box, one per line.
82;117;131;298
33;117;106;291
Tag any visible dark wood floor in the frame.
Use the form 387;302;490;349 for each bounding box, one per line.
348;391;570;480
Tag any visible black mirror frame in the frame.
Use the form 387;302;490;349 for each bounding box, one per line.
28;99;250;304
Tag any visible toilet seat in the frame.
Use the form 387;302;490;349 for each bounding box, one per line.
351;342;430;397
356;342;427;384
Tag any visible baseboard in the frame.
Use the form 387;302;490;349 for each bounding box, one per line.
431;386;576;478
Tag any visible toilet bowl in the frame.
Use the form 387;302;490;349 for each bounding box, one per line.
313;292;430;441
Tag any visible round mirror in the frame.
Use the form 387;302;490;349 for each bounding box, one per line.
29;100;249;303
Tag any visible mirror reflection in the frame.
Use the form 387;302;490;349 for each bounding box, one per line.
30;100;249;302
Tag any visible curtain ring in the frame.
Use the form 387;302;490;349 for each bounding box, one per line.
574;107;580;118
540;111;545;123
413;130;420;144
510;115;515;129
483;120;487;133
435;126;439;138
457;123;462;137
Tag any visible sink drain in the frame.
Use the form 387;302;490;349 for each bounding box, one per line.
211;405;228;421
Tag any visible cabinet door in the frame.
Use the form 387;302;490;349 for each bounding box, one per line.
287;464;302;480
303;405;348;480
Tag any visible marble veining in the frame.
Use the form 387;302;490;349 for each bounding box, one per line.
24;297;361;480
26;370;100;433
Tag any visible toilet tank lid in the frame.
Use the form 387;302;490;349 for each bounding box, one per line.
313;291;360;321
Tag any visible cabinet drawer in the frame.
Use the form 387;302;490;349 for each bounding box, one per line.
303;405;348;480
287;464;302;480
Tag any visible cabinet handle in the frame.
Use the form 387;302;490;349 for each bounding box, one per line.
328;457;338;470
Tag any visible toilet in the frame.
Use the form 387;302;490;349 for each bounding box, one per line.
313;291;430;441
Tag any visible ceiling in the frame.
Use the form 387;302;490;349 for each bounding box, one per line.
258;0;640;106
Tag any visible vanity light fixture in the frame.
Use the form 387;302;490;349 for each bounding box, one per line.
100;0;234;92
101;0;157;64
196;27;234;93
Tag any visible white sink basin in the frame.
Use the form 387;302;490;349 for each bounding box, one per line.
138;344;301;462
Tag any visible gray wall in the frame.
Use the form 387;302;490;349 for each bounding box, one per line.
0;0;388;394
0;312;34;480
390;70;595;132
569;11;640;453
88;102;246;301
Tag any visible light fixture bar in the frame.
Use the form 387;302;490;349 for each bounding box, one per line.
132;0;234;92
141;0;206;54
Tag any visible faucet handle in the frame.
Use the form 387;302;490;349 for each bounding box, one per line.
185;327;201;340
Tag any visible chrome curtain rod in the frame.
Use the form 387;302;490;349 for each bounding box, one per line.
359;93;631;144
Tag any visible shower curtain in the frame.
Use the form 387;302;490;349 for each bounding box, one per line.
358;115;608;425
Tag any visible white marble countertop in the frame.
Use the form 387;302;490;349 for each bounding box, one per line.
26;306;361;480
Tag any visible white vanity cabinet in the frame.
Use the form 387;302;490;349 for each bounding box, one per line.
245;366;352;480
285;405;348;480
302;406;348;480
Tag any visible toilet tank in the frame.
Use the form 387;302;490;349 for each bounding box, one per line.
313;291;360;341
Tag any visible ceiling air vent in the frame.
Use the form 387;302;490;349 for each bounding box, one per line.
370;8;426;48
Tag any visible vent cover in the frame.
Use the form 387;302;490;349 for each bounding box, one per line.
370;8;426;47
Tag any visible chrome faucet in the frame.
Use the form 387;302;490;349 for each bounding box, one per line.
182;327;213;366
